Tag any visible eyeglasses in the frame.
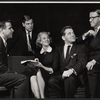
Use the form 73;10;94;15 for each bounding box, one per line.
90;16;99;20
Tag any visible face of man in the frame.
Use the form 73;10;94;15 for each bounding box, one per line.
3;22;14;39
62;28;76;44
89;11;100;28
22;19;34;32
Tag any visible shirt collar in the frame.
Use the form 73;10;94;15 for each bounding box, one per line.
40;46;52;54
64;43;73;48
26;30;32;35
97;26;100;31
0;35;7;47
95;26;100;32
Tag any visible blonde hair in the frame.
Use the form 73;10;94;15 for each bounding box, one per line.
36;31;51;48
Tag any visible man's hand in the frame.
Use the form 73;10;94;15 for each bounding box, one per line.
62;69;73;79
83;30;96;40
88;30;96;36
86;59;96;70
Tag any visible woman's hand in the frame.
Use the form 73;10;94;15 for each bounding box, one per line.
48;68;53;74
36;62;44;68
36;62;53;74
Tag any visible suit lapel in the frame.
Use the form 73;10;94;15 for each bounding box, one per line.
90;30;100;48
22;29;28;48
0;37;7;55
60;46;65;64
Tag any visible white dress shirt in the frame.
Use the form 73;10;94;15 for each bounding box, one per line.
0;35;7;47
26;30;32;52
95;25;100;36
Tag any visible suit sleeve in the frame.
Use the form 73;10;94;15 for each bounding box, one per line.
73;45;87;75
94;56;100;64
91;36;100;64
0;40;7;70
52;48;60;74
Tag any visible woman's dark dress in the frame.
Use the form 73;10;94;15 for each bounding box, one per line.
36;50;55;83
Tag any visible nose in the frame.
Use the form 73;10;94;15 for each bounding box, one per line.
12;28;14;33
72;35;75;38
71;32;75;36
30;23;33;27
89;18;93;22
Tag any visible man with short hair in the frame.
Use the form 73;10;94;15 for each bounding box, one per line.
8;15;37;56
78;9;100;98
0;20;28;98
49;26;87;98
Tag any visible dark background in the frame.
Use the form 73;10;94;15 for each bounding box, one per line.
0;3;100;46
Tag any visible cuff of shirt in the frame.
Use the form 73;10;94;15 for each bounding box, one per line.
71;68;77;75
82;34;86;40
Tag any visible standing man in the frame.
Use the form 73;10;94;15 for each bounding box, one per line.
8;15;37;56
78;9;100;98
49;26;87;98
0;20;28;98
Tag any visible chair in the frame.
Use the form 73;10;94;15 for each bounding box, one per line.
48;86;86;98
0;86;13;98
74;86;86;98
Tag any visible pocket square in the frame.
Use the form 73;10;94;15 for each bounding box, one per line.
71;53;77;58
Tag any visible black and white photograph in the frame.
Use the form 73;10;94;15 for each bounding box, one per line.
0;2;100;99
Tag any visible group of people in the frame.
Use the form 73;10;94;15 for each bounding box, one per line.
0;9;100;98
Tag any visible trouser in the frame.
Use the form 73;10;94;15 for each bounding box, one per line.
0;72;28;98
88;72;100;98
49;74;79;98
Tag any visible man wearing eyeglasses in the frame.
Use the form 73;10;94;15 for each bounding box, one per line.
78;9;100;98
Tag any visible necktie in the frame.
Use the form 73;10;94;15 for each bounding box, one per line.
28;32;32;46
66;45;71;59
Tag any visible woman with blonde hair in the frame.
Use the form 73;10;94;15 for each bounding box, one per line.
30;31;57;98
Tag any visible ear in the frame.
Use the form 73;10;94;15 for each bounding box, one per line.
22;22;25;27
62;36;65;41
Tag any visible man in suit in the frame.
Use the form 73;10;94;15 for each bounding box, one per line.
49;26;87;98
78;9;100;98
8;15;37;56
0;20;28;98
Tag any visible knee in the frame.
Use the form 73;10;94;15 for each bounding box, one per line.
30;76;35;82
20;74;27;81
16;74;27;86
64;75;75;83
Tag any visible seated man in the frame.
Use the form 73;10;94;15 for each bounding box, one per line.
49;26;87;98
0;20;28;98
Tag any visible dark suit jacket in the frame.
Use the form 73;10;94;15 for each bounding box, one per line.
0;37;8;74
54;44;87;76
8;27;37;56
77;30;100;73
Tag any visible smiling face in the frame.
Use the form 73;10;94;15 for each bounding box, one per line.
89;11;100;28
40;33;50;47
62;28;76;44
22;19;34;32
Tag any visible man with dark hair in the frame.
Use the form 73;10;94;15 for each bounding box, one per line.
8;15;37;56
0;20;28;98
49;26;87;98
78;9;100;98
